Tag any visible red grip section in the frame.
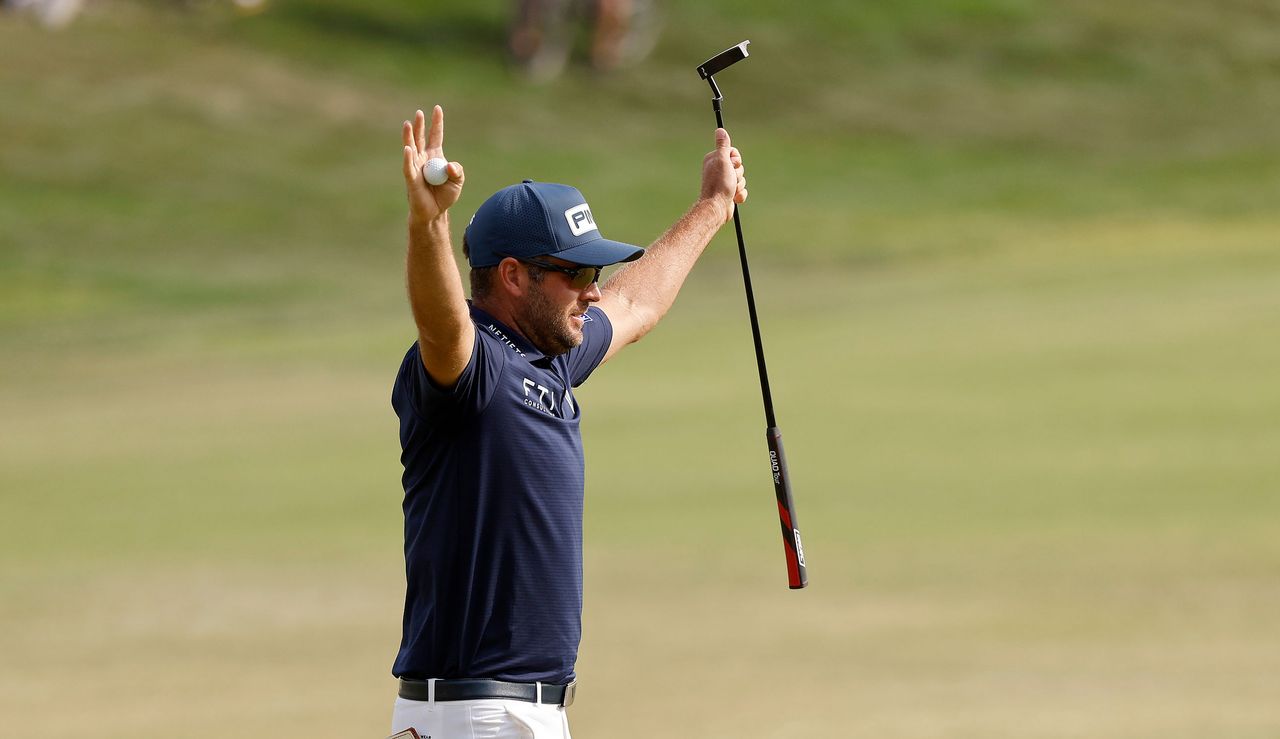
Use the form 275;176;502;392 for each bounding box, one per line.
778;500;802;587
768;427;807;589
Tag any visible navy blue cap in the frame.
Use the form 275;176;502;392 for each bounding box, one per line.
464;180;646;268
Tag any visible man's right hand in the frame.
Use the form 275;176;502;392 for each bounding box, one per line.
400;105;475;389
402;105;465;222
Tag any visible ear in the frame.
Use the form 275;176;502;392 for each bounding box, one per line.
496;257;526;297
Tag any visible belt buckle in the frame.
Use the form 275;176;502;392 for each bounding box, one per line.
562;680;576;707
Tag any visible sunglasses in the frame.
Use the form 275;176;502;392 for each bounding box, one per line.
508;256;603;290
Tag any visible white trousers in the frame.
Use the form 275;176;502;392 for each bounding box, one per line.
391;696;572;739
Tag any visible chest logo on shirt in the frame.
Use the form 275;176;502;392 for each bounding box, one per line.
522;377;575;417
522;378;556;415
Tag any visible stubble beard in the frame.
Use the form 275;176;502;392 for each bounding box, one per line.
522;279;586;357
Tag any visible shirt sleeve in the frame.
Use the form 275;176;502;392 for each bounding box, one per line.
562;305;614;387
392;329;505;422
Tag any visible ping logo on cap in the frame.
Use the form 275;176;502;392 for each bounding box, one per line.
564;204;598;237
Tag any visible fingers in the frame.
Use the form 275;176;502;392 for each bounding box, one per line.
408;105;446;157
727;143;745;203
402;120;416;153
722;137;744;201
447;161;465;188
402;144;417;184
413;109;426;154
427;104;444;153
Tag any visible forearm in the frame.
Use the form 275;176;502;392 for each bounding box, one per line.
405;213;472;361
601;198;725;339
397;105;473;384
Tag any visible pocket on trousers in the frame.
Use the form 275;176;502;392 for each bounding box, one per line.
467;703;534;739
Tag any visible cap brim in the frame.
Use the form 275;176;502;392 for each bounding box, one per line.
551;238;645;267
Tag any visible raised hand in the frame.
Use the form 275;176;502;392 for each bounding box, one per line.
402;105;465;222
699;128;748;223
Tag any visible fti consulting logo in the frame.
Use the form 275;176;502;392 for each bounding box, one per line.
564;204;598;237
522;378;557;415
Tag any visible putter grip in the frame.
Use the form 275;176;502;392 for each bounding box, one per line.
766;427;808;589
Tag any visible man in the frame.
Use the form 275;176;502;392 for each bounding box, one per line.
389;105;746;738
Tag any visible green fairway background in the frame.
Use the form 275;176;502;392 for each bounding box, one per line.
2;1;1278;736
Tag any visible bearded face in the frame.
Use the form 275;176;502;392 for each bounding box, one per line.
518;271;590;357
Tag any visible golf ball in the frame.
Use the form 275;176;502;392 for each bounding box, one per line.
423;158;449;186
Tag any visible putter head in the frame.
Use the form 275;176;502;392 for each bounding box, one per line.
697;40;750;80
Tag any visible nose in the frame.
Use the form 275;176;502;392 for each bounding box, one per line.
581;279;602;302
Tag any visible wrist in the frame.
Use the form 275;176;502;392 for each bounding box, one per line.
694;194;732;224
407;212;453;252
408;210;450;232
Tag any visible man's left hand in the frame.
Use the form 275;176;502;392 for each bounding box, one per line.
699;127;748;223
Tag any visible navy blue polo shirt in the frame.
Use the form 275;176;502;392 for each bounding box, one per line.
390;303;613;684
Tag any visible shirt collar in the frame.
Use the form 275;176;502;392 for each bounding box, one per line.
469;303;548;363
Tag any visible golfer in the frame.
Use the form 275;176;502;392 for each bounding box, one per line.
388;105;746;739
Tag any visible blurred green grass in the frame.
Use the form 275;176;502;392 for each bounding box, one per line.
2;0;1279;737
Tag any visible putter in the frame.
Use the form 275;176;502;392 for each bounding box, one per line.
697;40;808;590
